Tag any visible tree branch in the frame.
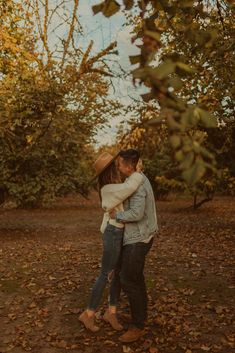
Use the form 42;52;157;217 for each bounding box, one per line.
61;0;79;68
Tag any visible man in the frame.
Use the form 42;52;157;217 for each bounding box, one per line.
109;149;158;343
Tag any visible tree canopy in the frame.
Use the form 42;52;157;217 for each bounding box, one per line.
0;0;121;206
94;0;234;186
0;0;234;207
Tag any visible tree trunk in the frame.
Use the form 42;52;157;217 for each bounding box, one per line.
193;194;214;210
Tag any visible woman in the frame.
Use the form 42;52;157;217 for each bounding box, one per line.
79;152;143;332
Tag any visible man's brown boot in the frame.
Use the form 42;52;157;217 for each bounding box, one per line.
103;310;123;331
79;311;100;332
119;327;145;343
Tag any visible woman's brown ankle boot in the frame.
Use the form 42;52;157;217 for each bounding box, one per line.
103;309;123;331
79;311;100;332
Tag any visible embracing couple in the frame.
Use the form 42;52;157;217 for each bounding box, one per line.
79;149;158;343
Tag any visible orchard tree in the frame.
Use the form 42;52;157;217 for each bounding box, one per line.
117;102;234;208
93;0;234;187
117;103;177;198
0;0;121;207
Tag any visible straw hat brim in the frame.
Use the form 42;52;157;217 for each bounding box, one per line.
90;152;119;183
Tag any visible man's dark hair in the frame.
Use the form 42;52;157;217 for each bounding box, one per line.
119;149;140;169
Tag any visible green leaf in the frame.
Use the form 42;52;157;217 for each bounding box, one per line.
169;135;181;149
168;76;183;91
141;92;155;102
182;160;206;184
132;67;150;80
195;108;217;128
129;55;141;65
200;147;214;160
179;152;194;170
176;62;195;75
192;130;206;144
182;142;192;153
92;3;104;15
147;117;162;125
164;5;177;16
181;107;198;126
205;29;219;48
179;0;194;8
175;150;184;162
145;14;160;31
93;0;120;17
153;60;176;79
167;115;182;131
192;141;201;153
102;0;120;17
123;0;134;10
144;30;161;42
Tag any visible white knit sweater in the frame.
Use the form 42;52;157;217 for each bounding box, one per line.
100;172;144;233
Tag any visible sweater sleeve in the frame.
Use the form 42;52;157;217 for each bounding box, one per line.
116;184;146;222
101;172;143;211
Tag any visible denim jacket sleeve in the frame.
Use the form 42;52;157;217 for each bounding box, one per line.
115;184;146;222
101;172;143;211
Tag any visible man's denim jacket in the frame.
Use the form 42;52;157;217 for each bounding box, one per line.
116;173;158;246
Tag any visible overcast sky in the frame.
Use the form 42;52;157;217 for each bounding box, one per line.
39;0;142;146
78;0;142;146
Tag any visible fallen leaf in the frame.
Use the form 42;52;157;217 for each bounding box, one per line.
104;340;116;346
149;347;159;353
201;345;211;351
123;346;133;353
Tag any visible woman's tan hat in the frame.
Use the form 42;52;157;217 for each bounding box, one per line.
92;152;118;181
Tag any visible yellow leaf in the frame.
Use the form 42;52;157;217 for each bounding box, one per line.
150;347;159;353
201;345;211;351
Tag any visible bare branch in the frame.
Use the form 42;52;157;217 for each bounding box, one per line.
61;0;79;68
87;41;117;67
33;0;51;62
43;0;48;42
48;0;66;25
78;40;94;74
89;68;114;77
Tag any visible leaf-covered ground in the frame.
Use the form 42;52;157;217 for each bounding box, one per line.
0;194;234;353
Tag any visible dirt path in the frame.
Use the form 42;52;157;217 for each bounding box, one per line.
0;194;234;353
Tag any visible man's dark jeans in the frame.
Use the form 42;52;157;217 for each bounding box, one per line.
120;238;153;329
